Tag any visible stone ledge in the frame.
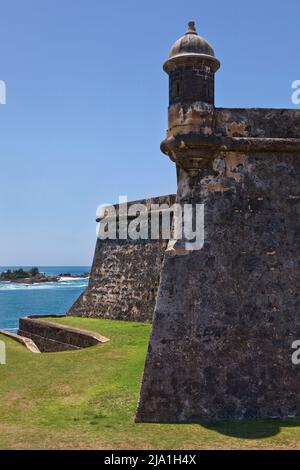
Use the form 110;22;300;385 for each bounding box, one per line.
0;329;40;353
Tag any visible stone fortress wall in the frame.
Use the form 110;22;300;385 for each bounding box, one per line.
137;107;300;422
68;195;176;323
136;22;300;421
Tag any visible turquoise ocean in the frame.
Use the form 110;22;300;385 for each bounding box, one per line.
0;267;90;332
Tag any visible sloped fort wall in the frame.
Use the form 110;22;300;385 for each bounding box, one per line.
136;107;300;421
68;195;175;323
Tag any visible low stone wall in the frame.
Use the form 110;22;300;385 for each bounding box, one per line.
68;194;176;322
18;316;109;353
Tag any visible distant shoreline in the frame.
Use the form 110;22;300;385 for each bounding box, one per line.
0;272;90;285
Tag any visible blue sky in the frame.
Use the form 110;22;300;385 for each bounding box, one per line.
0;0;299;265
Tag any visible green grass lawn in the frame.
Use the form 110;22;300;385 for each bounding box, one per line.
1;316;300;449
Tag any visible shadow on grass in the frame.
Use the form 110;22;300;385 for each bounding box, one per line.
142;418;300;439
200;418;300;439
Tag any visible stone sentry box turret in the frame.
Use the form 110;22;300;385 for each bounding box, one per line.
165;21;220;107
136;22;300;421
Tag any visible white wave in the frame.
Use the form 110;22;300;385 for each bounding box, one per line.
0;279;88;291
58;276;89;282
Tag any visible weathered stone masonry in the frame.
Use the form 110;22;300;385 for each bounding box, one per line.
136;22;300;421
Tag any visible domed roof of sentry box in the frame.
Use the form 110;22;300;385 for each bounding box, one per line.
168;21;215;59
163;21;220;73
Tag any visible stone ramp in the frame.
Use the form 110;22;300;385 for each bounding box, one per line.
0;329;40;353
